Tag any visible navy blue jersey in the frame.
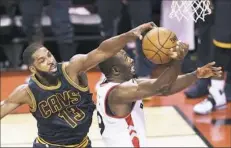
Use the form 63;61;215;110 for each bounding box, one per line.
27;63;95;146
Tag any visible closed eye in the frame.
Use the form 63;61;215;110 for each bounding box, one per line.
38;58;45;64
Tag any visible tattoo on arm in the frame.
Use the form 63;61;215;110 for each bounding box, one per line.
155;84;172;95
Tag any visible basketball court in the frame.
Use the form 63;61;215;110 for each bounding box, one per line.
1;106;210;147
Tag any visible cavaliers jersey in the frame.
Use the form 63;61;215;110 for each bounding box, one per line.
27;63;95;146
96;80;147;147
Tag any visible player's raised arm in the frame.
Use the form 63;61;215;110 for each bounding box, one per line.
0;85;32;119
167;62;222;95
108;60;181;103
66;22;155;74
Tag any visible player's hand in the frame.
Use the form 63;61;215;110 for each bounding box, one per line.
196;62;222;78
129;22;157;40
168;41;189;60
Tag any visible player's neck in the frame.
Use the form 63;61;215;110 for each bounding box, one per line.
35;74;58;86
108;77;125;83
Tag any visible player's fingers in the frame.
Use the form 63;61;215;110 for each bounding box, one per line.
181;42;189;49
211;67;222;71
210;67;222;77
168;48;175;55
176;45;185;58
139;34;143;40
134;31;143;40
142;22;157;30
169;51;178;59
205;61;216;67
148;22;157;28
213;71;222;77
217;71;223;75
177;41;189;51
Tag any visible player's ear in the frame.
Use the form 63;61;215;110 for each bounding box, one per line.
112;66;120;76
29;65;36;74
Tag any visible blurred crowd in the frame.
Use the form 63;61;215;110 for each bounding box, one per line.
0;0;230;115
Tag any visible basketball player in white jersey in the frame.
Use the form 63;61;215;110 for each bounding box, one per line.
96;43;222;147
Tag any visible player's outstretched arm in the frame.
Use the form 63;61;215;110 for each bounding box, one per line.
167;62;222;95
108;60;182;103
108;62;222;103
0;85;31;119
66;22;155;74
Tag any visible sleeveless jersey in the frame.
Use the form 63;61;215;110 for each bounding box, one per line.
96;80;147;147
27;63;95;146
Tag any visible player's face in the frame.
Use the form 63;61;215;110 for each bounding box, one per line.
30;47;58;76
124;55;135;76
117;51;136;78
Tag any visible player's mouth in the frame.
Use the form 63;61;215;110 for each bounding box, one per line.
50;64;57;72
131;65;135;74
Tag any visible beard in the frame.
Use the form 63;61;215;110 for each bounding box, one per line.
36;69;59;85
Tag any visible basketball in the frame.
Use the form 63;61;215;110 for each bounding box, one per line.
142;27;178;64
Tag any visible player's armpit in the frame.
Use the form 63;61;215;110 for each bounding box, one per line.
0;84;31;119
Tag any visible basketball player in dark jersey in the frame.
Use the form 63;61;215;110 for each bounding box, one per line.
0;22;154;147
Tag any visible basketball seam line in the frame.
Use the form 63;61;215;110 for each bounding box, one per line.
146;36;170;64
158;30;173;50
143;48;161;63
145;36;162;60
146;35;169;57
145;37;162;63
158;30;172;55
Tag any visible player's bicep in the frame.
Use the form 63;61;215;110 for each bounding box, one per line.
68;49;108;73
109;79;144;103
0;85;29;119
81;49;107;72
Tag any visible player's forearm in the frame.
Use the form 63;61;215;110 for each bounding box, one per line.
167;71;198;95
137;60;181;97
151;60;181;95
98;31;136;55
0;100;16;120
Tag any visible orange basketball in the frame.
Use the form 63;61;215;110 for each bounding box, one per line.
142;27;178;64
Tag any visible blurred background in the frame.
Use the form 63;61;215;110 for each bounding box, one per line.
0;0;195;72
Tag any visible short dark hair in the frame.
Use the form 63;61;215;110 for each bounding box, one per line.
23;42;44;65
99;50;126;77
98;56;119;78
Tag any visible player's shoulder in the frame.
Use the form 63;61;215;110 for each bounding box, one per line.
14;84;29;93
69;54;86;66
63;54;86;74
96;81;119;94
8;84;31;103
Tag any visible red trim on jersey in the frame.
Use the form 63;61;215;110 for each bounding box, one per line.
104;84;135;119
125;115;140;147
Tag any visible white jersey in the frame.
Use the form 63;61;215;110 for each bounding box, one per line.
96;80;147;147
